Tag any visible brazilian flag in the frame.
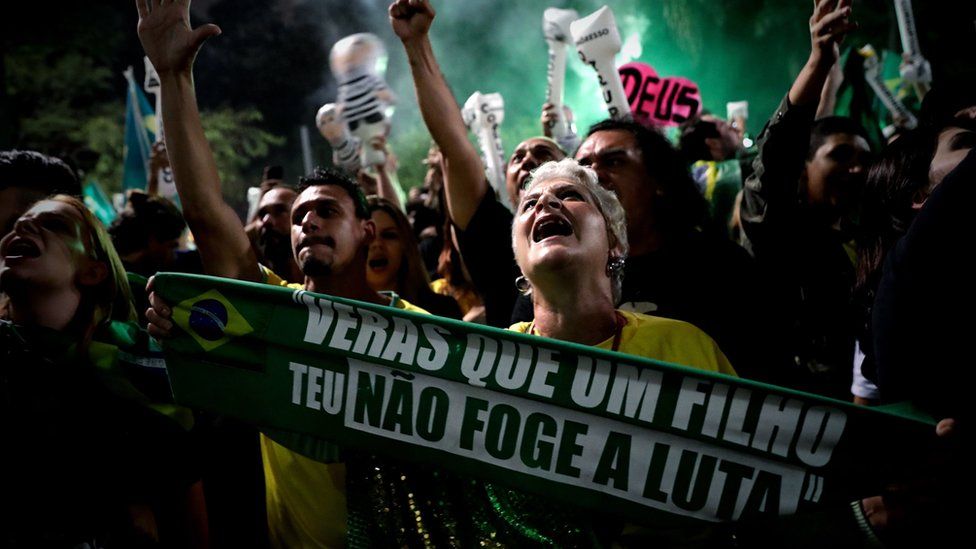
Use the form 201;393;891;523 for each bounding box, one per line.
834;47;921;149
172;289;254;352
122;67;157;193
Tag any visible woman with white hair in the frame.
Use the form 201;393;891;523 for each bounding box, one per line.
509;158;736;374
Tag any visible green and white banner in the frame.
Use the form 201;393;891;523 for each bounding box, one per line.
155;273;934;525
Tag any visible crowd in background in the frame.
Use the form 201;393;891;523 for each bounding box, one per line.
1;0;973;547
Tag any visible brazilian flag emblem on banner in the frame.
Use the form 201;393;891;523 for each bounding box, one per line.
172;289;254;352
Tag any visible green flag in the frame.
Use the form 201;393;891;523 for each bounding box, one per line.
82;179;117;226
154;273;935;525
122;67;156;193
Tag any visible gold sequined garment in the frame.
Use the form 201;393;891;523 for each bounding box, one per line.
344;453;619;548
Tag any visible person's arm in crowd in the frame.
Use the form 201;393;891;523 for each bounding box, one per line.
789;0;855;108
135;0;261;282
740;0;855;253
372;136;405;210
816;59;844;119
389;0;487;230
147;141;168;196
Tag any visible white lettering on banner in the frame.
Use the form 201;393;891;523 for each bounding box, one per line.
329;302;358;351
351;308;389;357
570;356;613;408
296;290;449;373
299;292;335;345
604;363;664;423
288;360;345;415
344;359;811;523
670;377;848;467
459;334;560;397
417;324;450;371
380;316;419;366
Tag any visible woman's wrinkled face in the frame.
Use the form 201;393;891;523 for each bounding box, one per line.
366;209;404;292
514;178;611;283
0;200;92;293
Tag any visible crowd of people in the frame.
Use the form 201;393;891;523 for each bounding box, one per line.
1;0;973;546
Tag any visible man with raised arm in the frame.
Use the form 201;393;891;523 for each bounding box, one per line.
134;1;426;546
740;0;872;400
391;0;566;327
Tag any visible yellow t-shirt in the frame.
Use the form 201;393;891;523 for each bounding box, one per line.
510;310;736;377
430;278;482;316
260;267;427;548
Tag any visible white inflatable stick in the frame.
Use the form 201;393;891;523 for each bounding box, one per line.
570;6;630;120
462;91;510;209
543;7;578;139
143;56;176;200
893;0;931;85
859;45;918;130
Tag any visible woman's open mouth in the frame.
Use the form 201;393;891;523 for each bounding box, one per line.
532;217;573;242
2;237;41;260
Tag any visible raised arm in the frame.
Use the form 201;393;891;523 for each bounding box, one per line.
135;0;261;281
741;0;856;251
389;0;487;229
790;0;856;108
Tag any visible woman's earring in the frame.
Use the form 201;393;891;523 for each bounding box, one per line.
606;256;625;278
515;275;532;295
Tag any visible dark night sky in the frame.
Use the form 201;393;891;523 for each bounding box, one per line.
4;0;974;188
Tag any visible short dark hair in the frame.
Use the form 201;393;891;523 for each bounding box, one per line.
0;150;80;195
586;118;709;235
298;166;370;219
678;114;721;163
109;191;186;255
808;116;871;159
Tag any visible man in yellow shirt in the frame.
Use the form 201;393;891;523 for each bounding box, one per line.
135;3;428;546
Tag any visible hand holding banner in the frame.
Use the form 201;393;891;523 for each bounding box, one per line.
570;6;631;120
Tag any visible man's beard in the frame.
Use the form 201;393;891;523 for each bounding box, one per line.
300;256;333;277
294;234;338;278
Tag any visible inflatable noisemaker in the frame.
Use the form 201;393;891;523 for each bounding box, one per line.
570;6;630;120
329;33;396;168
543;7;579;140
859;45;918;134
461;91;510;209
316;102;361;175
893;0;931;86
726;101;749;126
142;56;177;202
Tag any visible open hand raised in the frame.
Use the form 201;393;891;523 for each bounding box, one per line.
808;0;857;66
135;0;221;77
